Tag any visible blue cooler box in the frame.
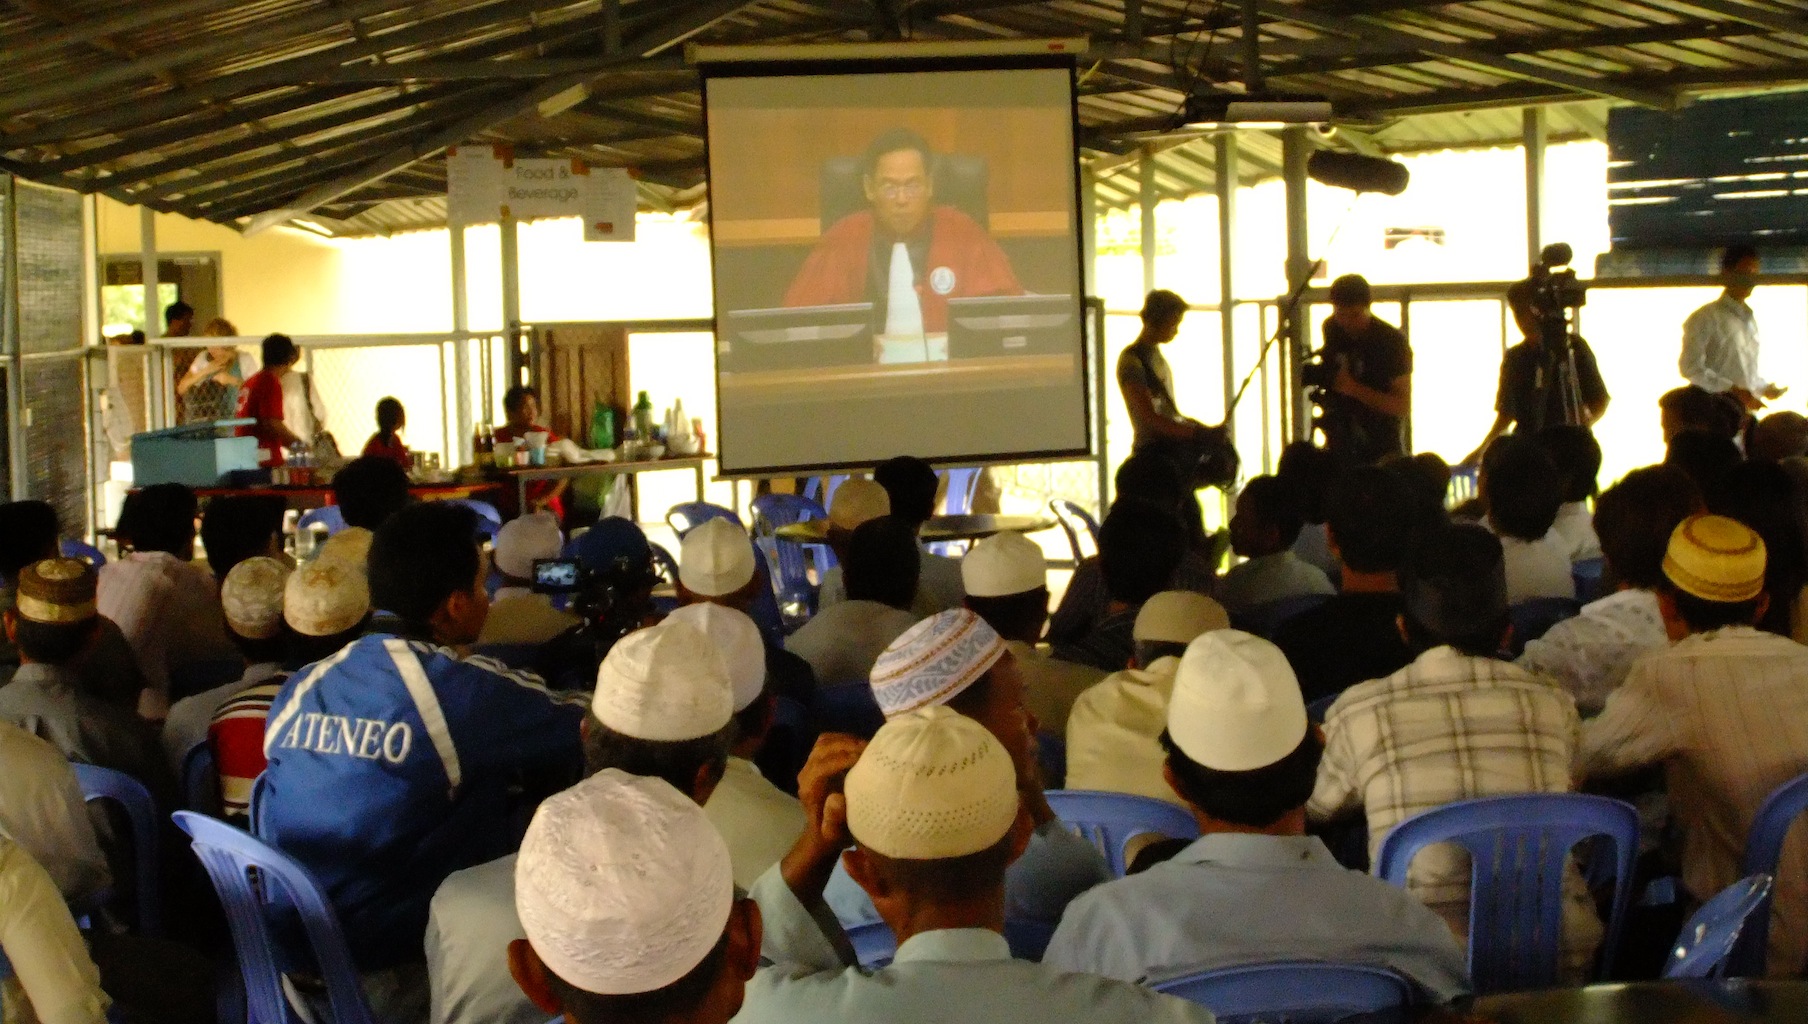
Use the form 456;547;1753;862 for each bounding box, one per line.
131;419;261;487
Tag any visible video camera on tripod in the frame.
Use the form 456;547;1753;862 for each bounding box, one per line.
1526;242;1587;356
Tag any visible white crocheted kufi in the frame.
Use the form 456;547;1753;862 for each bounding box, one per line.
494;512;564;581
664;603;766;712
869;608;1006;718
846;706;1019;860
221;556;292;640
592;620;734;741
678;517;756;597
1167;629;1307;771
960;531;1046;598
282;558;370;638
515;769;733;995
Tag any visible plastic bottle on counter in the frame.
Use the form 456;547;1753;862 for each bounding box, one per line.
590;402;615;450
633;390;655;441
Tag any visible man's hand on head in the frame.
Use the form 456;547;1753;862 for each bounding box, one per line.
780;732;867;899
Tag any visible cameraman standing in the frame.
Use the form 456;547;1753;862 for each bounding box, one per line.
1459;277;1610;468
1317;274;1413;467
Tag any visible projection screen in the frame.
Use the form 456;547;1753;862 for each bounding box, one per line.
703;60;1089;475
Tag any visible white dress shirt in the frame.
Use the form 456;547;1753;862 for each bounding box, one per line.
783;600;919;686
702;757;807;888
96;551;236;718
1497;531;1578;604
1517;589;1668;716
0;722;110;905
1217;551;1335;615
1065;657;1186;805
1551;502;1602;562
1681;294;1766;395
1010;641;1106;738
0;839;108;1024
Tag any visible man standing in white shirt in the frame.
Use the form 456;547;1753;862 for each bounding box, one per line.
1681;244;1784;415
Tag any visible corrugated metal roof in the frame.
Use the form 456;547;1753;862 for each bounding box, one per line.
0;0;1802;234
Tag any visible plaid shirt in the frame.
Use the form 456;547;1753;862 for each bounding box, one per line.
1309;646;1601;978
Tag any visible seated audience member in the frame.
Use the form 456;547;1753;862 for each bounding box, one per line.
198;493;289;581
678;517;815;706
1659;385;1742;443
1065;591;1229;804
478;513;579;646
494;386;568;517
1579;514;1808;976
210;559;371;821
506;771;760;1024
1751;410;1808;463
812;478;890;609
0;559;173;804
1390;452;1454;532
1309;523;1600;979
784;517;920;686
1478;435;1575;602
1664;429;1741;499
1711;461;1808;640
739;708;1213;1024
363;397;412;469
0;500;143;707
428;617;791;1024
333;453;415;532
0;721;110;906
1046;631;1469;1000
1273;466;1416;704
1053;501;1187;671
571;517;660;620
825;609;1110;934
961;530;1103;735
0;837;109;1024
99;482;236;717
1048;454;1216;645
1540;425;1605;561
1217;475;1335;616
875;455;965;615
1519;467;1701;713
1278;441;1341;579
257;502;587;982
161;556;293;770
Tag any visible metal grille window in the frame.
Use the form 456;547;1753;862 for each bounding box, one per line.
9;179;90;535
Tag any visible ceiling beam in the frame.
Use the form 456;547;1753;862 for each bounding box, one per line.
1263;20;1769;78
241;0;764;234
1256;1;1680;109
314;56;689;82
0;0;264;65
1669;0;1808;36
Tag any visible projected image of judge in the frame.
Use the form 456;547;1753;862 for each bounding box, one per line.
705;65;1088;473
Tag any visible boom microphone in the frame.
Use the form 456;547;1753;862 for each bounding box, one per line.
1306;150;1411;196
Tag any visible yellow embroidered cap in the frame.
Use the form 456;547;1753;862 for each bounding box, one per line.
1663;514;1766;604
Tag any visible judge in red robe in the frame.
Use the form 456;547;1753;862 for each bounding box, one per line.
783;129;1023;334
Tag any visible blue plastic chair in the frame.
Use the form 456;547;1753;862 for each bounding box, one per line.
59;538;108;566
1664;874;1774;979
296;505;346;537
1049;499;1101;566
665;501;741;538
181;742;222;816
1306;693;1339;724
172;811;376;1024
1233;593;1332;640
1044;789;1202;878
1373;793;1638;993
450;499;503;540
1448;466;1479;508
648;542;682;615
1148;960;1415;1024
751;494;829;630
1506;597;1581;656
941;468;981;516
804;475;851;508
72;764;161;936
811;683;885;739
1735;770;1808;975
1571;557;1607;604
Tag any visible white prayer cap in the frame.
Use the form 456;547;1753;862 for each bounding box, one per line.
494;512;564;581
870;609;1007;718
314;527;373;573
592;620;734;742
961;531;1046;598
515;769;733;996
828;478;890;532
1134;591;1230;644
665;603;765;712
1166;630;1307;771
283;558;371;637
222;556;292;640
678;518;756;597
846;706;1019;860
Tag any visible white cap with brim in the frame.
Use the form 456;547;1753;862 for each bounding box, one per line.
592;620;734;742
515;769;733;995
678;517;756;597
961;531;1046;598
664;602;766;712
494;512;564;581
1166;629;1308;771
829;478;890;532
846;706;1019;859
1134;591;1230;645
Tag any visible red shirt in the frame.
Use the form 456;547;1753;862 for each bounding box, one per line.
783;205;1024;333
236;368;287;467
494;424;565;520
362;432;411;469
207;677;285;821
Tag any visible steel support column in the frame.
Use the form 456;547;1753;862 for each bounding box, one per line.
138;205;167;430
1282;126;1311;442
1215;134;1238;442
1139;145;1158;295
451;217;473;462
500;210;524;390
1523;106;1546;268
